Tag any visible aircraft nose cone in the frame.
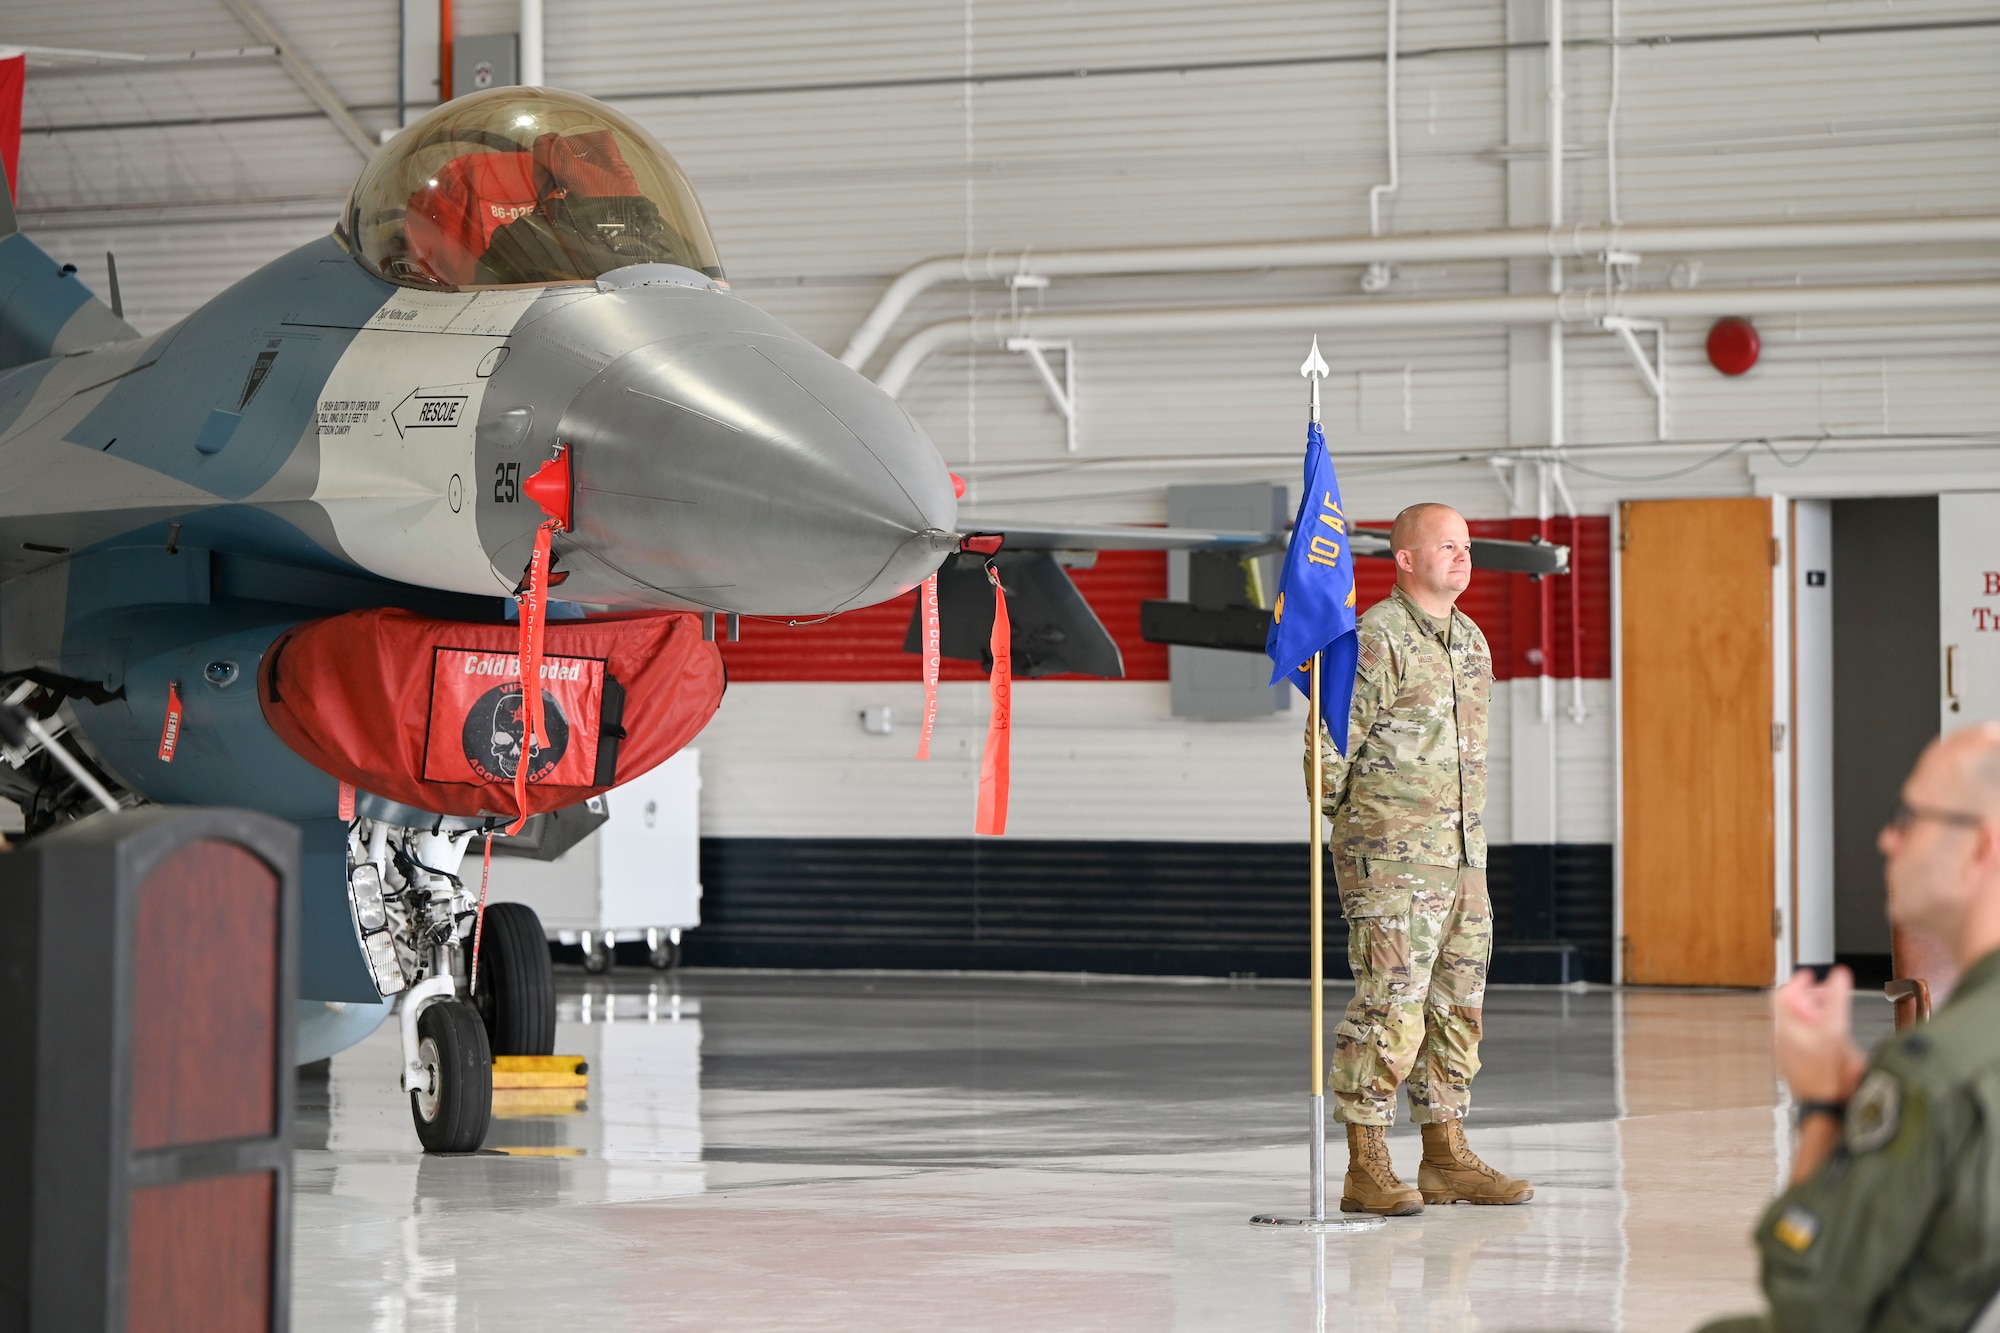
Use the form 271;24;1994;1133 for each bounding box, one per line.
558;333;957;613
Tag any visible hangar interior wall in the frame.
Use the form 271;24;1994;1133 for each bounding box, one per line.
11;0;1999;980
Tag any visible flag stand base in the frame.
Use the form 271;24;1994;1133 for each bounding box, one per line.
1249;1093;1384;1231
1247;1213;1384;1232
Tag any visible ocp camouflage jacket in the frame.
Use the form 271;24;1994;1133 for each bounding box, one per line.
1310;584;1491;869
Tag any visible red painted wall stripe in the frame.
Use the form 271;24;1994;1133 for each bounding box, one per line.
718;517;1611;683
719;551;1168;683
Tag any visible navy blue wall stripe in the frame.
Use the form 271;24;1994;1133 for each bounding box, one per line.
684;839;1615;984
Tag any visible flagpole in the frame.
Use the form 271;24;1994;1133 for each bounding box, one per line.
1308;649;1326;1220
1251;336;1382;1234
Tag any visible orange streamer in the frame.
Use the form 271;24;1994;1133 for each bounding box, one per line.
975;564;1011;836
916;572;940;760
469;828;493;995
511;518;559;833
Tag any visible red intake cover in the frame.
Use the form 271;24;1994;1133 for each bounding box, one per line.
522;447;572;529
259;608;725;821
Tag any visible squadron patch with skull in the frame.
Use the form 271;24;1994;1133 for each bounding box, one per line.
462;682;571;784
422;647;608;789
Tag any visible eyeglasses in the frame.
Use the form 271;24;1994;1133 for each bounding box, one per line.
1886;800;1988;833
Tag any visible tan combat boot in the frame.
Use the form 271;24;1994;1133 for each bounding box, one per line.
1418;1119;1534;1205
1340;1123;1424;1216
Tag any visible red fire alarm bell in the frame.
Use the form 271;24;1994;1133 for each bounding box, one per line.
1706;317;1760;376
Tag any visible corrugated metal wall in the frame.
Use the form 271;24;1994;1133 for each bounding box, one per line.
9;0;1996;854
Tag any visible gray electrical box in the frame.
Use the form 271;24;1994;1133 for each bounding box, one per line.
453;34;519;98
1168;483;1291;720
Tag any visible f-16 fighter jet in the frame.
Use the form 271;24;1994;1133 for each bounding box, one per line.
0;87;1565;1154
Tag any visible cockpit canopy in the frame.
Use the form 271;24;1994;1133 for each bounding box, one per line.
344;87;724;291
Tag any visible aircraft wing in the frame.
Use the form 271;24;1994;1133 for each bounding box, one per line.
957;521;1570;575
927;519;1570;676
963;523;1278;553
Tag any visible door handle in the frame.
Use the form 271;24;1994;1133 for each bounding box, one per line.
1948;644;1961;711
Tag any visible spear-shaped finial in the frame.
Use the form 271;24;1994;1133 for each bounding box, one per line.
1300;336;1330;424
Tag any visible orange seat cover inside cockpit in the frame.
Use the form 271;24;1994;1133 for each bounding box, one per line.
402;134;653;287
404;151;544;288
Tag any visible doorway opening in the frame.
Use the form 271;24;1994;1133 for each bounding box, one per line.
1828;496;1938;988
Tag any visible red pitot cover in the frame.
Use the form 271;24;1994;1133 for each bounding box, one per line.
260;608;725;820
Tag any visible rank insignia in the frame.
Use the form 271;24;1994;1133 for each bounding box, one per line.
1773;1205;1820;1252
1846;1069;1901;1154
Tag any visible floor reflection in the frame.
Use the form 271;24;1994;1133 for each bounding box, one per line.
291;972;1894;1332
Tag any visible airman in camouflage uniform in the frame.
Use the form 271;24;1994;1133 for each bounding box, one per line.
1310;503;1531;1216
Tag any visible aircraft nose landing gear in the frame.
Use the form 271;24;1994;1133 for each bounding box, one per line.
347;814;555;1154
408;996;493;1154
350;804;564;1144
399;975;493;1153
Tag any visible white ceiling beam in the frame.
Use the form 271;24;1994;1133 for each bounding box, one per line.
215;0;374;160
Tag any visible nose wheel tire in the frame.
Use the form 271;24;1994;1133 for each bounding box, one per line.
410;1000;493;1154
475;902;557;1056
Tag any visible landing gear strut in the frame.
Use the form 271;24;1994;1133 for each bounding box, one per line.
343;813;558;1154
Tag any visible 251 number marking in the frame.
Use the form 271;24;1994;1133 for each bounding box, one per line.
493;461;521;503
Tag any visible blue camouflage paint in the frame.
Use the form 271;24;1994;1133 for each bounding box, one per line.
193;409;242;454
49;525;499;1005
61;604;333;814
0;356;60;436
76;507;504;616
0;232;96;369
65;237;394;500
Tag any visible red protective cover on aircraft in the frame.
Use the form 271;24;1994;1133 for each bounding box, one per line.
259;608;725;820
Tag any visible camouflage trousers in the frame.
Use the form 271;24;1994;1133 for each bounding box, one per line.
1329;855;1492;1126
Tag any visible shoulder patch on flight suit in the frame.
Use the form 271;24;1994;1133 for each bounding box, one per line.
1846;1069;1902;1154
1773;1205;1821;1253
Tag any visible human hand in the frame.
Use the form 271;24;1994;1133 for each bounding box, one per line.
1774;966;1868;1103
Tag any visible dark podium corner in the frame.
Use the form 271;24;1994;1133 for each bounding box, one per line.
0;807;301;1333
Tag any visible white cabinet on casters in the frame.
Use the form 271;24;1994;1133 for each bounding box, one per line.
485;748;703;972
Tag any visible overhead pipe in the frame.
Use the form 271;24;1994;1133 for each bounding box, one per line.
948;432;2000;478
1544;0;1567;727
842;215;2000;374
875;279;2000;397
519;0;543;85
1360;0;1401;294
1606;0;1624;227
439;0;453;103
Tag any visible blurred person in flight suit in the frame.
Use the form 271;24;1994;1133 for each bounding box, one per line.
1701;724;2000;1332
1313;502;1533;1216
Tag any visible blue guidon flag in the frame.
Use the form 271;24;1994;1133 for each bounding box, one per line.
1265;419;1360;752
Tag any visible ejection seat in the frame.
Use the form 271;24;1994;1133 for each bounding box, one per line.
401;130;674;290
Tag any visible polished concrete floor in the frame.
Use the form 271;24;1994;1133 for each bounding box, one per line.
294;971;1895;1332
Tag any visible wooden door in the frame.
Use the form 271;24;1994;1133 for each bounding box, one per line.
1621;498;1776;986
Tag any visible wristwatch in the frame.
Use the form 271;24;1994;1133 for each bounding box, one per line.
1795;1099;1847;1125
